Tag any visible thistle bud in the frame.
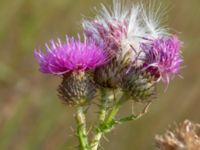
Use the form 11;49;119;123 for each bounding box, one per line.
121;67;157;103
58;71;96;106
94;57;129;89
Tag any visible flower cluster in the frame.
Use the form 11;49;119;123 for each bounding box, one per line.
35;0;183;105
34;1;185;149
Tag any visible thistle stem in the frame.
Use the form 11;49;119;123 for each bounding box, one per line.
104;93;129;125
90;92;129;150
75;106;89;150
90;89;110;150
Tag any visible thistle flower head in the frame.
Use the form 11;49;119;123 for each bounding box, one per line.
121;67;156;102
141;36;183;84
82;0;169;67
34;35;107;75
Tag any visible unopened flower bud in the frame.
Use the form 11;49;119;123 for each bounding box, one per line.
94;58;129;89
58;71;96;106
121;67;157;103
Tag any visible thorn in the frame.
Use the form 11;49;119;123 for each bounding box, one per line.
83;105;90;114
92;101;102;107
112;89;117;101
137;102;152;118
143;102;152;114
68;134;74;137
131;101;136;115
131;102;134;114
69;126;77;137
70;126;75;132
99;143;105;150
103;135;110;143
87;125;93;135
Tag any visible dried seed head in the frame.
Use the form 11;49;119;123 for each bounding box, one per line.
121;67;157;103
58;71;96;106
155;120;200;150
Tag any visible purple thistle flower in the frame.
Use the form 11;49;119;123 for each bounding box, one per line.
34;36;107;75
141;36;183;84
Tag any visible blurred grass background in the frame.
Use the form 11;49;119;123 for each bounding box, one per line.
0;0;200;149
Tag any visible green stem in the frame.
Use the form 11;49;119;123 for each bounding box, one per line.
75;106;89;150
90;89;110;150
114;102;151;125
99;89;109;122
114;114;138;124
90;93;129;150
104;93;129;125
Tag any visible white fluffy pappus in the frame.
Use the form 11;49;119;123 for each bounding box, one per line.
82;0;170;66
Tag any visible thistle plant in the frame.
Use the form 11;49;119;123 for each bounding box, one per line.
34;1;183;150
